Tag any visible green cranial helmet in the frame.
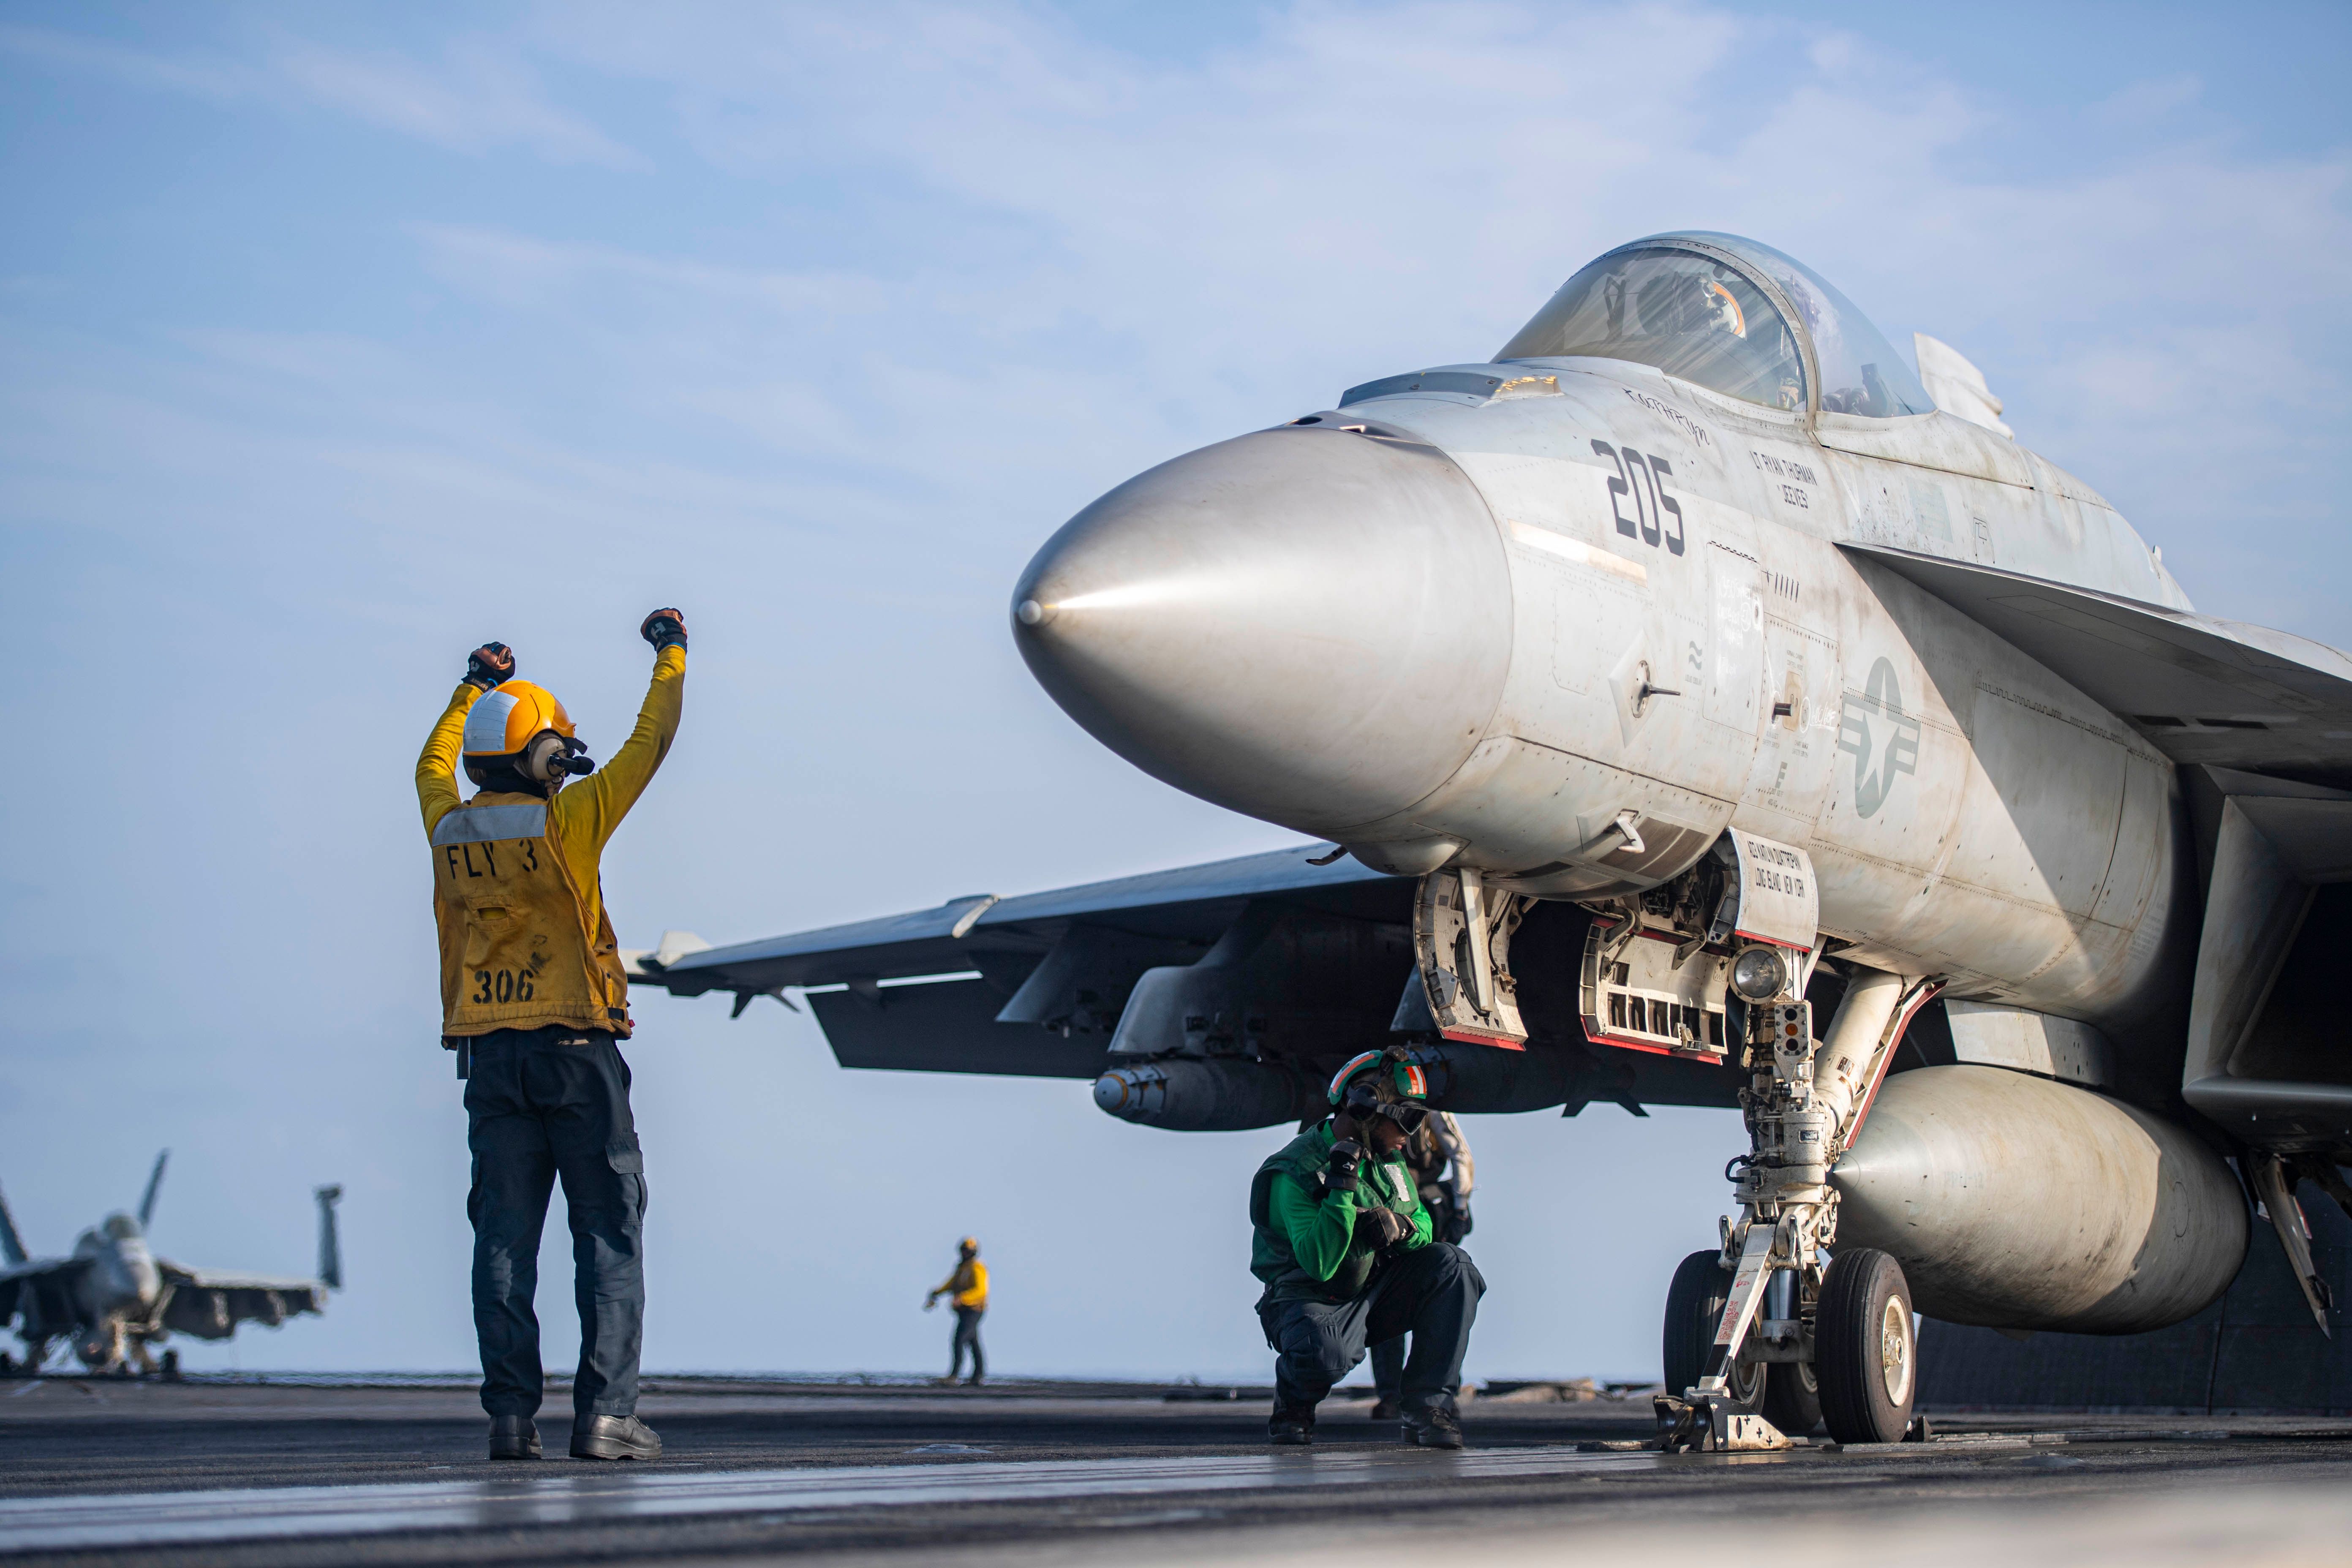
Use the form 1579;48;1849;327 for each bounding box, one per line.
1327;1048;1432;1132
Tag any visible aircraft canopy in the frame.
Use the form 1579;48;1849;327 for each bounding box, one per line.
1497;231;1933;420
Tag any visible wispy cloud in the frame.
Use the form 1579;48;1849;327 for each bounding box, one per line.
0;22;256;100
2090;73;2204;127
408;225;885;316
268;36;642;167
19;2;2346;625
1;19;640;167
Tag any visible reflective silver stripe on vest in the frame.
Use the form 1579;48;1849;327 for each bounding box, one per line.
432;803;549;846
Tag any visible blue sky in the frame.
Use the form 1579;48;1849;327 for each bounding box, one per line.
2;2;2347;1381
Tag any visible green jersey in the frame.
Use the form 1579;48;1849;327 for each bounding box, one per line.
1249;1121;1434;1307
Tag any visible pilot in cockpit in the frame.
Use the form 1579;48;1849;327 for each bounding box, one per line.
1497;237;1873;418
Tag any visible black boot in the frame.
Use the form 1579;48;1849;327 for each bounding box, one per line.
1402;1406;1464;1449
1269;1403;1317;1446
571;1414;662;1460
487;1415;541;1460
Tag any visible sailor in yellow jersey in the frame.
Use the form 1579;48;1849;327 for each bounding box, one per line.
924;1237;989;1386
416;610;687;1463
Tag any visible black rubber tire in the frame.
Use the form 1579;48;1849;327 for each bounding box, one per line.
1662;1250;1766;1412
1816;1248;1916;1444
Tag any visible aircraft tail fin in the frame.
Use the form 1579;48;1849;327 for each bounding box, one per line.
0;1182;27;1266
138;1149;169;1230
314;1185;343;1291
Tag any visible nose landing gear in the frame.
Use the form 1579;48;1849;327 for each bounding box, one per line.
1652;918;1938;1447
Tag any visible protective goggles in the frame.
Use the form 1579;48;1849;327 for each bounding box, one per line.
1356;1095;1429;1135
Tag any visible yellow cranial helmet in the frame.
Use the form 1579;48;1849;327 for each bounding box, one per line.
463;681;593;785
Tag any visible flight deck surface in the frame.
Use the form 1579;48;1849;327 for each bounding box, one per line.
3;1376;2350;1566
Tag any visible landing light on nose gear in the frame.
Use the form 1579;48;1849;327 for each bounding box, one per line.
1650;831;1945;1451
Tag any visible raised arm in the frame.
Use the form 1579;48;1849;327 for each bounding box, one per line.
415;642;515;837
550;612;687;856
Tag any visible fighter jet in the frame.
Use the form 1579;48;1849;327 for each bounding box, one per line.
632;231;2352;1446
0;1151;342;1375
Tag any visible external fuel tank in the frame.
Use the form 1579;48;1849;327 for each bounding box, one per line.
1833;1065;2247;1334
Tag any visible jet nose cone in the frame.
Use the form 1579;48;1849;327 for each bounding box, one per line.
1014;425;1512;832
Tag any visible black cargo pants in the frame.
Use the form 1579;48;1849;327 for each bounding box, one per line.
950;1307;985;1381
1371;1193;1463;1406
1261;1242;1484;1421
463;1027;647;1421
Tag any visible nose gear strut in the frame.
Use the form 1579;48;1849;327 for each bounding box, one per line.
1644;833;1943;1451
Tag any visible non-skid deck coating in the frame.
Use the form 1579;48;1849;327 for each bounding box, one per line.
0;1444;1655;1552
5;1377;2352;1566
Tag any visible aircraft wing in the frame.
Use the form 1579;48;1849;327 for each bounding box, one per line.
1846;542;2352;1154
0;1257;86;1334
628;844;1409;1078
0;1257;76;1288
156;1260;327;1339
1843;542;2352;788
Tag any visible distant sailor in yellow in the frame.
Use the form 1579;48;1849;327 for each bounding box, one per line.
925;1237;989;1386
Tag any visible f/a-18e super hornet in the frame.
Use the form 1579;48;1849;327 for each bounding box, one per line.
632;230;2352;1448
0;1151;343;1374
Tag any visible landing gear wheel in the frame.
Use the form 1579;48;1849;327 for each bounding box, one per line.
1816;1248;1916;1444
1663;1250;1765;1413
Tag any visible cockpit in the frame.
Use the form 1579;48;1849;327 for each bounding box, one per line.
1496;232;1933;420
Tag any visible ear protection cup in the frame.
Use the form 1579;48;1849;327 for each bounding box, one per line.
518;730;595;783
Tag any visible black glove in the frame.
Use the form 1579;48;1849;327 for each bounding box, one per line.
463;642;515;691
1323;1138;1363;1195
640;608;688;652
1448;1197;1473;1244
1356;1206;1409;1251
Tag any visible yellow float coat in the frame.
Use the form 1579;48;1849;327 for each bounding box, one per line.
935;1260;988;1310
417;647;685;1037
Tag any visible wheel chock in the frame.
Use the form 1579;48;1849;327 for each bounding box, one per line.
1651;1392;1792;1452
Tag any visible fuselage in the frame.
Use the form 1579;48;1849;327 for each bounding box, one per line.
1014;235;2196;1057
1333;359;2189;1032
71;1214;161;1320
60;1212;164;1364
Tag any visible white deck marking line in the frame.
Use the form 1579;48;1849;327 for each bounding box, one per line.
0;1447;1668;1552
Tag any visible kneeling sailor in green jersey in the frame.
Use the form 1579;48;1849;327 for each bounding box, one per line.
416;611;687;1465
1250;1049;1485;1449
